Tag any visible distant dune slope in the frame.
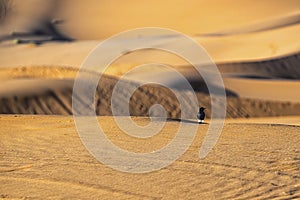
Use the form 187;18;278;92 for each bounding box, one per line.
0;0;299;63
57;0;300;39
200;11;300;36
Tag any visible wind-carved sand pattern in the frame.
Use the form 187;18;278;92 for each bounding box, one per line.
1;66;300;117
0;116;299;199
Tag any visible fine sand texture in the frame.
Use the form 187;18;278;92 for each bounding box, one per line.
0;115;299;199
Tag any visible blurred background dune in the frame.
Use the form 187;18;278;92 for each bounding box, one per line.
0;0;299;118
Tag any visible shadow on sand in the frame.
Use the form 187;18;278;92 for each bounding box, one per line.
167;118;208;125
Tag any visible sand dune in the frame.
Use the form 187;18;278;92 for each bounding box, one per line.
224;78;300;103
3;0;297;39
59;0;300;39
1;115;299;199
0;66;300;118
0;79;73;97
0;1;299;199
0;10;299;116
1;1;300;66
219;53;300;79
200;11;300;36
1;35;299;69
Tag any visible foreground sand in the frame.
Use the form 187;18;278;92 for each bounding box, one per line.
1;115;299;199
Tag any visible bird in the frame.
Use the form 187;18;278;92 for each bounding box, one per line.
197;107;206;124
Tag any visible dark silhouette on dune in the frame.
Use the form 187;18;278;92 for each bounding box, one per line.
0;0;72;44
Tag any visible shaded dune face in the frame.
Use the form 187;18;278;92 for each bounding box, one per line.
0;0;9;22
219;53;300;79
0;74;202;118
1;65;300;118
0;0;72;44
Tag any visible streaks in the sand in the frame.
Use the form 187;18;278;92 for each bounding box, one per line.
1;117;300;199
0;176;159;199
0;164;33;173
1;75;300;118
